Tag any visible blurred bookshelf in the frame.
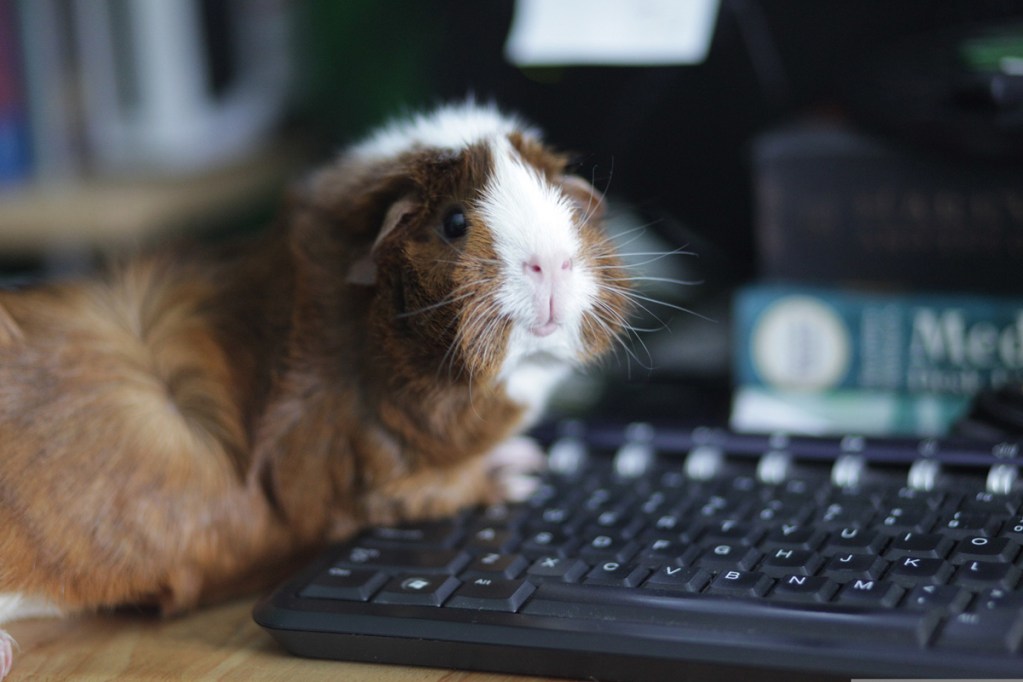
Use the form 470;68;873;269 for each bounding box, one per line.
0;133;309;258
0;0;306;269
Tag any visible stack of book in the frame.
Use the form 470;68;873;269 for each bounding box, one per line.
0;0;293;190
732;120;1023;436
0;0;28;187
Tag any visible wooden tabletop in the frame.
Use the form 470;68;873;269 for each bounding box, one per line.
6;597;555;681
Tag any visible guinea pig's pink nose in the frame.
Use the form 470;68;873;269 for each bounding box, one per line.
523;255;573;279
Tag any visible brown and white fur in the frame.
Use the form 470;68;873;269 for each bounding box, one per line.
0;101;631;676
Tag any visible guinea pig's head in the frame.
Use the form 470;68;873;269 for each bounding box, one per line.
336;103;631;385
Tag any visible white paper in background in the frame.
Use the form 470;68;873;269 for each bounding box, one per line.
505;0;720;67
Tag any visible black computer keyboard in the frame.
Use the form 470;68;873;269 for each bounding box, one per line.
254;423;1023;681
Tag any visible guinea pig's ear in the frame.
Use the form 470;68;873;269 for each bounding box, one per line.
345;196;418;286
560;174;606;223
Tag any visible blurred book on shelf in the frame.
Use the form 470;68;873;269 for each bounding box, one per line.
0;0;303;266
731;283;1023;436
753;119;1023;295
15;0;84;184
11;0;295;183
69;0;293;176
0;0;30;188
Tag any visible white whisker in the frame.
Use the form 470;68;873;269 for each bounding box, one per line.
600;284;714;324
584;310;653;373
608;275;704;287
590;247;697;264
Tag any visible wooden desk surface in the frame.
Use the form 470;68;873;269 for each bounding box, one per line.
7;598;555;681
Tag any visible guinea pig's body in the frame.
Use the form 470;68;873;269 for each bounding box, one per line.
0;102;630;675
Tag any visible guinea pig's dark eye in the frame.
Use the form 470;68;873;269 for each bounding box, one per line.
441;207;468;240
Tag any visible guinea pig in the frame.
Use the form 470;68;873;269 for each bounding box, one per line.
0;100;632;676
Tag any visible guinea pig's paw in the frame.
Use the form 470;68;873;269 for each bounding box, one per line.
485;436;547;503
0;629;16;679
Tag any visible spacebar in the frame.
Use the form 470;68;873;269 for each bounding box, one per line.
521;583;940;648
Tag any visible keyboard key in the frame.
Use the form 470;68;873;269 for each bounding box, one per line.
300;567;388;601
521;583;941;648
636;491;668;517
693;493;750;521
935;609;1023;653
475;503;529;528
531;504;575;527
759;548;823;578
445;576;536;612
877;507;936;535
636;536;688;566
891;486;945;510
904;584;971;613
464;526;519;554
770;575;838;603
950;536;1020;564
975;587;1023;612
583;509;645;539
525;481;561;508
835;580;904;608
656;469;687;490
642;566;711;593
748;492;810;527
706;570;773;598
827;486;883;508
578;534;639;563
521;529;579;558
688;543;761;571
361;520;462;548
336;545;470;574
749;499;812;526
1000;516;1023;543
822;527;887;556
760;525;826;551
937;511;998;538
822;554;888;581
700;520;764;546
954;561;1022;590
645;512;686;534
584;562;650;587
580;487;617;512
884;532;953;560
771;478;820;501
960;490;1020;516
461;552;529;579
373;574;461;606
526;555;589;583
817;501;875;529
887;556;954;586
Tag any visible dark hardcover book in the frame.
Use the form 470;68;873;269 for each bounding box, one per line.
753;120;1023;294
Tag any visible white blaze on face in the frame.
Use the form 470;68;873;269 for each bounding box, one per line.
478;137;598;394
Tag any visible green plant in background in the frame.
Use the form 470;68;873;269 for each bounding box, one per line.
297;0;444;145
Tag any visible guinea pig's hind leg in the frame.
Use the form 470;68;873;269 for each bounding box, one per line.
484;436;547;503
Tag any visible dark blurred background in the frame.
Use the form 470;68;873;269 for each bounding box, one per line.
3;0;1023;431
299;0;1023;286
